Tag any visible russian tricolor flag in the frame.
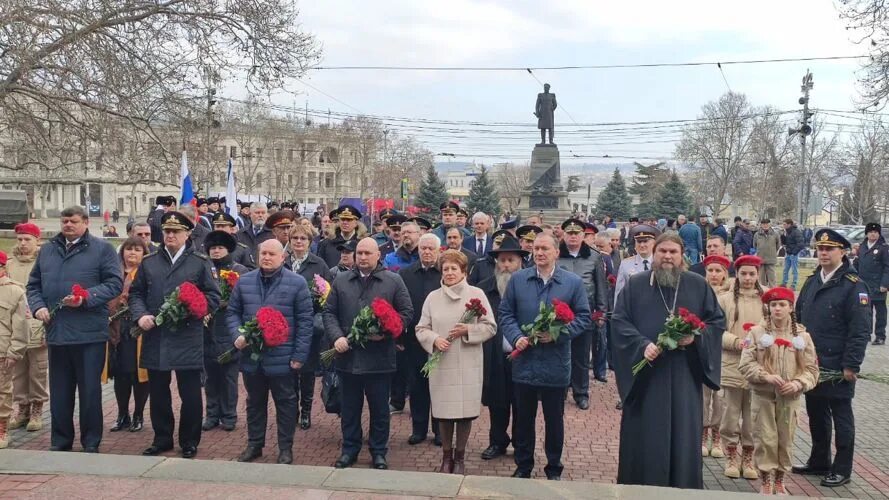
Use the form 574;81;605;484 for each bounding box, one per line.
179;150;196;207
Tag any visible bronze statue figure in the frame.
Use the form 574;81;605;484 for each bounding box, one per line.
534;83;557;145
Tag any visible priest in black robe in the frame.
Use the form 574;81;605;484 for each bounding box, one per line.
611;233;725;489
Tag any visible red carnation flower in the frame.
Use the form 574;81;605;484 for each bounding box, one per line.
607;274;617;286
178;282;208;318
371;298;403;338
256;306;290;347
678;307;690;319
552;299;575;324
71;284;90;301
592;310;605;322
742;322;755;332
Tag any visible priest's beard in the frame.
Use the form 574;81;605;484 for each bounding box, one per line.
495;268;513;296
653;266;682;288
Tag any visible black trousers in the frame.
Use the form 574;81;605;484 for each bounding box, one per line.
874;296;887;341
148;369;203;449
243;371;297;451
340;371;391;457
48;342;105;450
204;359;239;426
389;348;410;410
570;328;592;400
513;383;565;476
113;372;149;420
591;324;608;380
805;395;855;476
405;348;438;437
294;369;315;414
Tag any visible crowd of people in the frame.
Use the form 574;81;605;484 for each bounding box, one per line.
0;197;882;494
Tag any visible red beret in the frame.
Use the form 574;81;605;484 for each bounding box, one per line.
734;255;763;269
0;251;6;266
14;222;41;239
703;255;731;270
761;286;795;305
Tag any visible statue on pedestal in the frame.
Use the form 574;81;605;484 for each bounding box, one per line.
534;83;557;146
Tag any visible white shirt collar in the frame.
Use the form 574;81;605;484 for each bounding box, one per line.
66;237;82;246
867;240;877;250
820;266;839;284
537;266;555;284
165;245;187;265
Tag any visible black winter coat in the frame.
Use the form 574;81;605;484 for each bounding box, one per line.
237;227;274;256
316;230;358;268
854;238;889;297
288;252;333;371
129;242;221;371
398;261;441;354
204;257;249;363
468;256;494;286
322;264;413;375
783;225;806;256
796;260;871;398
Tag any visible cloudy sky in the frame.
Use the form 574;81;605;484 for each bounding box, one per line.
225;0;872;165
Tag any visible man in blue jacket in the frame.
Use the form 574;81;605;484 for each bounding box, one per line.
227;239;313;465
27;206;123;453
678;215;703;264
500;233;592;480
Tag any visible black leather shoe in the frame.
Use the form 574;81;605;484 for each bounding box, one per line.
110;415;130;432
181;446;198;459
481;445;506;460
82;447;99;453
546;474;561;481
511;469;531;478
334;454;357;468
142;445;172;456
201;420;219;431
407;434;426;445
49;445;72;452
576;398;590;410
433;435;442;446
792;462;831;476
372;455;388;470
594;375;607;383
129;416;144;432
299;413;311;430
221;422;235;431
277;449;293;464
821;473;851;487
237;446;263;462
873;339;885;345
615;400;623;410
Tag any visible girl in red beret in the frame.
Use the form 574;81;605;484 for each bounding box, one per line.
716;255;765;481
739;287;818;495
701;254;732;459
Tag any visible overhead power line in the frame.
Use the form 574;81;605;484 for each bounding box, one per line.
314;55;866;71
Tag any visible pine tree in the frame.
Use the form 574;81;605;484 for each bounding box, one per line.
653;171;694;218
466;165;501;217
628;162;670;218
595;167;633;220
415;163;449;213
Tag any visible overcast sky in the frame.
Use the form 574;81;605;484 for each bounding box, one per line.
223;0;871;165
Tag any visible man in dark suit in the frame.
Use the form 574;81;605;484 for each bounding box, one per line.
237;203;273;256
445;226;477;274
464;211;494;256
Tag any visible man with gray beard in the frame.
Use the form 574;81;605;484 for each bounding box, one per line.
611;233;725;489
476;236;528;460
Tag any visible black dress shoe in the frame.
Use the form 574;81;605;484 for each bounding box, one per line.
181;446;198;459
201;420;219;431
220;422;235;431
237;446;263;462
129;416;144;432
874;338;886;345
511;469;531;478
594;375;607;383
82;447;99;453
546;474;561;481
334;454;357;469
615;400;623;410
576;398;590;410
791;462;831;476
407;434;426;445
299;413;311;430
372;455;388;470
142;445;173;456
49;445;72;452
481;445;506;460
821;473;851;487
433;435;442;446
277;449;293;464
110;415;130;432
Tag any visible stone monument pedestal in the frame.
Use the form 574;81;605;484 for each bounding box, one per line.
517;145;573;222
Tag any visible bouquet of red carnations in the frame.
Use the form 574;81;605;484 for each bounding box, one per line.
217;306;290;363
509;299;575;360
421;298;488;377
320;298;403;366
36;284;90;336
132;282;208;337
631;307;706;375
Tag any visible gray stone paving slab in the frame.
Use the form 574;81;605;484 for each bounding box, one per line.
459;475;618;499
0;449;162;476
142;457;332;487
322;468;463;497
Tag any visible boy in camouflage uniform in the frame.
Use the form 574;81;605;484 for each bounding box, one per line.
0;250;31;448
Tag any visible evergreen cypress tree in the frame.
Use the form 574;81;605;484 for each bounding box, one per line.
595;167;633;220
654;170;694;218
415;163;450;213
465;165;501;217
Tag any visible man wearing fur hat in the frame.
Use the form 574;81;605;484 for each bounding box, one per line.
855;222;889;345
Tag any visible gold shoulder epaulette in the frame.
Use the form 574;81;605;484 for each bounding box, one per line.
845;274;859;283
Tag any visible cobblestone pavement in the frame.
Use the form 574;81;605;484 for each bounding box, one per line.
10;343;889;498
